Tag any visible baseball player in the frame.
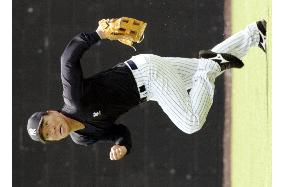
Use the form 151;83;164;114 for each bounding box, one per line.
26;18;267;161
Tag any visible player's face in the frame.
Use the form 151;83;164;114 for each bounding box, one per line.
40;111;70;141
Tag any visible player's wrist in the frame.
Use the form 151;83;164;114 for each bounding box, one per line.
96;28;106;39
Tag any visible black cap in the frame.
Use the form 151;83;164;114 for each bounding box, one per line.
26;112;46;143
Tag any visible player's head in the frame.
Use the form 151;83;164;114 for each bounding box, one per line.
27;110;70;143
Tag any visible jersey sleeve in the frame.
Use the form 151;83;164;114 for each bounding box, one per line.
102;124;133;155
70;122;133;155
60;32;101;106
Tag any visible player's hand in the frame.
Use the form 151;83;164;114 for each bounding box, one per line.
96;19;117;40
109;145;127;161
96;26;107;39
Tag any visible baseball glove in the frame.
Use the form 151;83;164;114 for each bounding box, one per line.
98;17;147;50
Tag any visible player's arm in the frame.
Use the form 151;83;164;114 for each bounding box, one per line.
103;124;132;161
60;32;100;105
61;32;101;73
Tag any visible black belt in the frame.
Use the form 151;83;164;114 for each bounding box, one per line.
126;60;147;103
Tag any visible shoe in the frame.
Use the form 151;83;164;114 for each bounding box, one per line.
199;50;244;71
256;20;267;52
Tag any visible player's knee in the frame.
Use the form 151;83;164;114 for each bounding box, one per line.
180;120;203;134
182;126;202;134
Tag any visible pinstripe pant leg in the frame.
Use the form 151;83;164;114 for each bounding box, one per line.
211;22;260;59
190;59;221;127
155;22;259;88
162;57;199;90
141;54;220;134
146;55;199;134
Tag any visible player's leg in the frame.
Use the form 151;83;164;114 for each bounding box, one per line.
148;20;266;92
211;20;267;58
144;21;266;91
186;58;222;128
133;54;221;134
159;56;199;90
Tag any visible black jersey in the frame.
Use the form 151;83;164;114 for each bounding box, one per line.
60;32;140;154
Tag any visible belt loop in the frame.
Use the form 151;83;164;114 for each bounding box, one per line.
126;60;138;70
139;85;146;92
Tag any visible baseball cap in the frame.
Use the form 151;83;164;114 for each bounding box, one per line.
26;112;47;143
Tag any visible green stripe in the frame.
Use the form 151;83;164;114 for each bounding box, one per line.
231;0;272;186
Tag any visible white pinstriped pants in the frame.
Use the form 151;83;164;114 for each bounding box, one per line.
125;22;260;134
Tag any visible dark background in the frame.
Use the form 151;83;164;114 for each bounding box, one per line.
13;0;225;186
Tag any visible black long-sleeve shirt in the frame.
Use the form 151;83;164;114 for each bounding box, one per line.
60;32;140;154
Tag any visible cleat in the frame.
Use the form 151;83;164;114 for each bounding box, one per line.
256;20;267;52
199;50;244;71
